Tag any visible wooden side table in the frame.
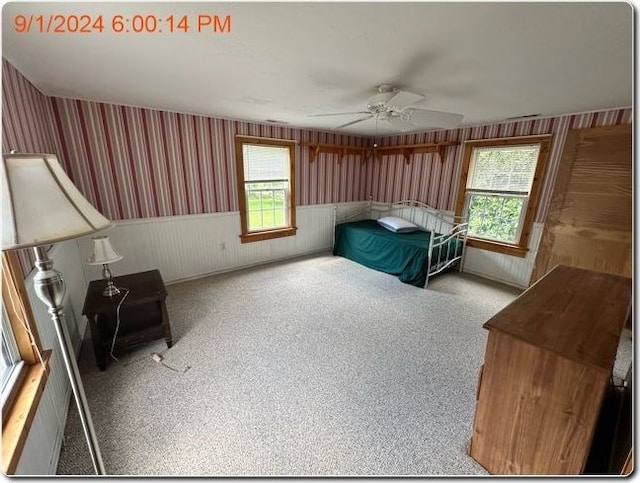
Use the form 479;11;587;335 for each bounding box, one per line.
82;269;172;370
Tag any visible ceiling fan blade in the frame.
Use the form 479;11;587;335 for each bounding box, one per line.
386;116;417;133
386;90;425;111
307;111;370;117
402;108;463;129
334;115;374;130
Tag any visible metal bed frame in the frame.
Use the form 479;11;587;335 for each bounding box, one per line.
333;199;468;287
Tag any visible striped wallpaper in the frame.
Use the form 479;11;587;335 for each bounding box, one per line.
49;98;369;221
1;59;61;275
1;58;633;275
2;60;58;155
50;98;632;224
369;108;633;222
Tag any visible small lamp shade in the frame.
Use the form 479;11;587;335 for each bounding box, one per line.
88;236;123;265
2;153;113;250
88;235;122;297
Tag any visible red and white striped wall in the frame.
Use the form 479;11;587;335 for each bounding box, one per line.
368;108;633;222
2;58;632;276
2;59;61;274
48;98;369;221
2;60;58;155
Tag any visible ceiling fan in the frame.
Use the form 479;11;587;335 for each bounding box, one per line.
310;84;463;132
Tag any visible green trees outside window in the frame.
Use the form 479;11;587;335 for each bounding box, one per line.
455;135;551;256
467;194;524;243
465;144;538;244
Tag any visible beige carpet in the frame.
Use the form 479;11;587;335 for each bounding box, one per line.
54;254;631;476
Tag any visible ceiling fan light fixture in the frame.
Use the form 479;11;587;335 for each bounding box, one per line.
366;91;397;112
310;83;464;133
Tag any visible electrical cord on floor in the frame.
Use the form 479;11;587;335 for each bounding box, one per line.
151;352;191;373
105;287;190;373
109;287;130;362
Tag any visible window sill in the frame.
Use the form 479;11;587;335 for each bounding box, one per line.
240;227;297;244
2;350;51;475
466;238;528;258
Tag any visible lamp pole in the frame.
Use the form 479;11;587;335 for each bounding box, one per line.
32;246;106;475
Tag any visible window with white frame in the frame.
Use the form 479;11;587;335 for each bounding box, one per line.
455;135;551;257
235;136;297;243
1;306;25;419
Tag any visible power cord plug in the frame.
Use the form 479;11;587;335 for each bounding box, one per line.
151;352;190;373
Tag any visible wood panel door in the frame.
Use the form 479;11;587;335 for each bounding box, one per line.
531;124;632;284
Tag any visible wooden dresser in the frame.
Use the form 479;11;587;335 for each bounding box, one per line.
469;265;631;475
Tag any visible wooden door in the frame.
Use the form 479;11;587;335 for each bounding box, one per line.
531;124;632;284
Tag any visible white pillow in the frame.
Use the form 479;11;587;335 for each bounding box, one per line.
377;216;419;233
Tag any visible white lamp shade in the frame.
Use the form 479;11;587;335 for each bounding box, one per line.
88;236;123;265
2;153;113;250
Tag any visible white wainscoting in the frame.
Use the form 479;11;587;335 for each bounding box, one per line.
78;204;343;285
15;240;89;475
461;222;544;289
78;202;540;290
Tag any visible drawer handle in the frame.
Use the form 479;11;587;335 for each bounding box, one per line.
476;364;484;400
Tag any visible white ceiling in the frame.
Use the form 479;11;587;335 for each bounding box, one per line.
2;2;633;136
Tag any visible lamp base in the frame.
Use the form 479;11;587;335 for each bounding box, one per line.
101;263;120;297
102;281;121;297
32;246;106;474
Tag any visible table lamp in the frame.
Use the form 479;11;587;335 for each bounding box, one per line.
2;153;108;475
88;236;123;297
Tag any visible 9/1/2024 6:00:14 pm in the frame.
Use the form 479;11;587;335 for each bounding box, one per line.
13;13;231;34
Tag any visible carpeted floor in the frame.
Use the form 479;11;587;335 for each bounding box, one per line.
56;254;632;476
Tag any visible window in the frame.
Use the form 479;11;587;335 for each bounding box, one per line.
1;306;25;413
235;136;297;243
454;135;551;257
1;251;50;475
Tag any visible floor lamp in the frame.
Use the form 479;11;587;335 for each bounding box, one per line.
2;153;111;475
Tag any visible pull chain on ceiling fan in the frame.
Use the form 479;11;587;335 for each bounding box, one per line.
373;112;379;148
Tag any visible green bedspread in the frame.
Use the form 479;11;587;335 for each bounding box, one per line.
333;219;461;287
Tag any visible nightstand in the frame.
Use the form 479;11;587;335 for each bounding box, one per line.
82;269;173;370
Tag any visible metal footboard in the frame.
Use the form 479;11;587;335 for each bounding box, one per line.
426;222;469;286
